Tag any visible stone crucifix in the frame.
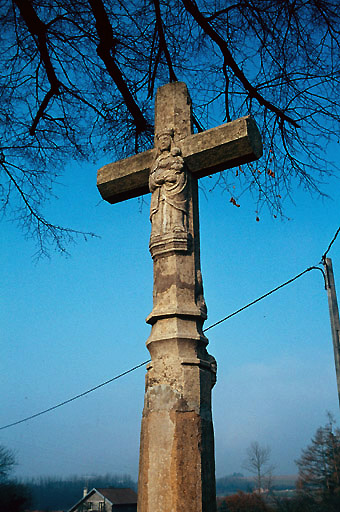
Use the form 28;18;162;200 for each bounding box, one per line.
97;82;262;512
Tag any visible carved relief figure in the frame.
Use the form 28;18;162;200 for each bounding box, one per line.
149;129;188;239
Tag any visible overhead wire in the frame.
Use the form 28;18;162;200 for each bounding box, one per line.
203;266;326;332
0;360;150;431
1;225;339;431
322;225;340;262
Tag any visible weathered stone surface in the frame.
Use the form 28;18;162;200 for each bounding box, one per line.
97;149;154;204
182;116;262;177
138;83;217;512
138;335;217;512
96;81;262;512
149;131;189;254
155;82;192;142
97;115;262;204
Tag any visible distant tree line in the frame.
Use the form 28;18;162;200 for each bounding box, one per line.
216;473;251;495
24;474;137;511
0;446;137;512
216;474;296;497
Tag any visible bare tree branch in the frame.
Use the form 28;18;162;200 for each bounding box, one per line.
88;0;149;134
152;0;177;83
1;0;339;254
181;0;299;127
14;0;61;135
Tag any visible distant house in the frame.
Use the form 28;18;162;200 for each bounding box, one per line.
68;488;137;512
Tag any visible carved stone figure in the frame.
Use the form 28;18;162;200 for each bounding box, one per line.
149;129;188;240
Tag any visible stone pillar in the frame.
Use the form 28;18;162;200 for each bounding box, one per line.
137;83;217;512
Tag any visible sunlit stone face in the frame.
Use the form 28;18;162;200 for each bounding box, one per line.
158;134;171;152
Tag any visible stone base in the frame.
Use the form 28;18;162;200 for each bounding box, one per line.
138;408;216;512
137;338;217;512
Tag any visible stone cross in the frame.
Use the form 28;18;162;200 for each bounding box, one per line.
97;82;262;512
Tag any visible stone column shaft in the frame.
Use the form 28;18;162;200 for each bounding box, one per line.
137;83;217;512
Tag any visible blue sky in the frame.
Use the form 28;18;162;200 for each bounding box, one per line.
1;140;340;482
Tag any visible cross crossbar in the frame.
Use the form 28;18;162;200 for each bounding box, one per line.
97;115;262;205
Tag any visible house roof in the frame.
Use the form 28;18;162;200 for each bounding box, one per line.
96;488;137;504
68;487;137;512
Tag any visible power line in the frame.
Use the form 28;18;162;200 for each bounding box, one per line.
203;225;339;335
322;225;340;262
1;226;339;431
0;267;325;431
203;266;325;332
0;360;150;431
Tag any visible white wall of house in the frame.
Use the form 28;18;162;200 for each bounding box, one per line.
76;493;111;512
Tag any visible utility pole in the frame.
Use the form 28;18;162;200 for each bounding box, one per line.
324;258;340;408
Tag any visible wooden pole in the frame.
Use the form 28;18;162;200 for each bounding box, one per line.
324;258;340;407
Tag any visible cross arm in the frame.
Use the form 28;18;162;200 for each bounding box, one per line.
97;115;262;204
97;148;155;204
182;116;262;178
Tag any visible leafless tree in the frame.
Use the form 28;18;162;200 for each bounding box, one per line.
0;445;16;481
295;415;340;508
1;0;339;255
242;441;275;493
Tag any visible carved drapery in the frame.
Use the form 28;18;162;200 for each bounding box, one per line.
149;129;190;258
